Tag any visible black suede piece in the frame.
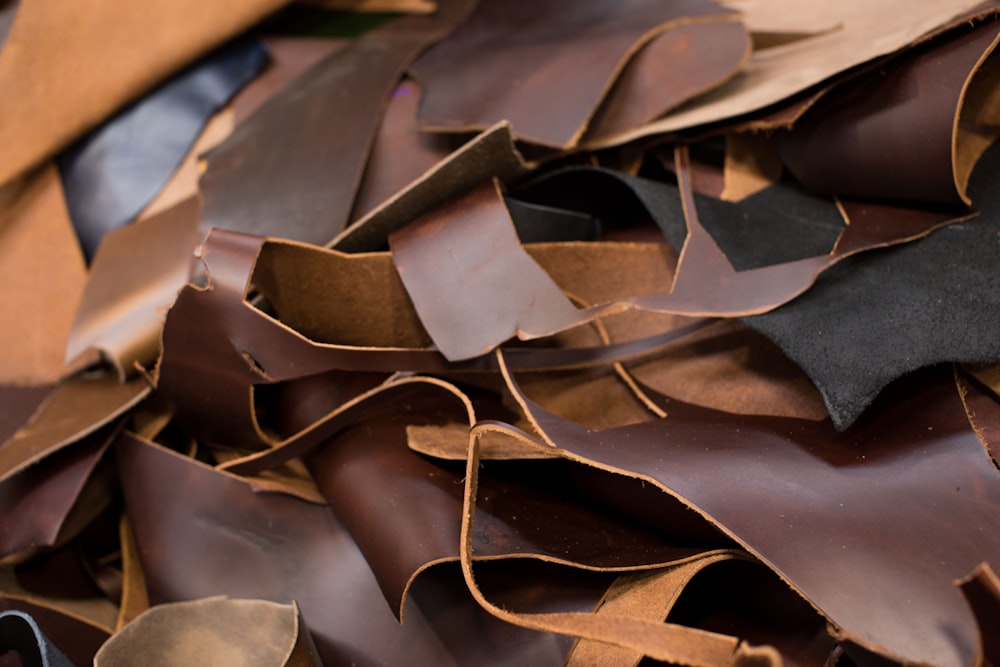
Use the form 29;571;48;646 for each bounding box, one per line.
509;166;844;265
744;141;1000;430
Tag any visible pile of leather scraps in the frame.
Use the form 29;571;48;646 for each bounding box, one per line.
4;0;1000;664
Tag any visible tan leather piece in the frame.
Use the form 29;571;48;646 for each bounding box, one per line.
565;552;740;667
777;20;1000;207
0;0;289;185
720;133;783;202
115;515;148;631
96;597;322;667
332;121;530;253
0;165;86;384
0;372;149;483
498;354;1000;667
412;0;739;148
65;199;203;378
583;19;751;143
588;0;996;147
627;319;829;421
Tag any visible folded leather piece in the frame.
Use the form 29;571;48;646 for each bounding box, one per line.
94;598;322;667
411;0;741;148
0;0;289;185
498;356;1000;667
0;372;148;483
57;37;267;259
590;0;998;146
958;563;1000;667
776;19;1000;207
744;140;1000;429
0;610;73;667
64;199;202;377
0;166;87;385
200;0;475;246
116;433;579;665
0;428;112;558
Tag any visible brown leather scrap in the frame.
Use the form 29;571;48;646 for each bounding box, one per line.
411;0;742;147
958;563;1000;667
200;0;476;246
776;19;1000;207
498;354;1000;667
0;165;87;385
95;598;322;667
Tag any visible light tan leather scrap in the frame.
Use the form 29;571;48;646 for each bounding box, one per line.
0;0;290;184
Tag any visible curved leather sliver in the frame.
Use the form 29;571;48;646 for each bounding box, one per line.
0;610;73;667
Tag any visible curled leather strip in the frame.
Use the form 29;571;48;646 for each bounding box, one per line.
0;609;73;667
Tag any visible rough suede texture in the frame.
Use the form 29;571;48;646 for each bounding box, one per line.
744;142;1000;429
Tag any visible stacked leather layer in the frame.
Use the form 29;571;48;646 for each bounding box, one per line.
2;1;1000;665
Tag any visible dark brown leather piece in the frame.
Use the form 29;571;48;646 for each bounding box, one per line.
0;372;148;483
0;427;112;557
777;20;1000;207
200;0;475;245
116;433;579;666
500;359;1000;667
411;0;738;147
582;19;750;143
958;563;1000;667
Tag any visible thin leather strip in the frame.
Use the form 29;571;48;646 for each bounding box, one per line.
0;610;73;667
0;428;112;558
65;199;202;378
200;0;476;246
565;552;740;666
582;19;751;143
303;0;436;11
0;0;289;185
116;433;575;665
584;0;997;147
411;0;738;147
499;353;1000;667
58;37;266;259
776;20;1000;207
0;372;149;483
0;166;87;385
958;563;1000;666
0;597;109;667
95;598;322;667
115;515;148;631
